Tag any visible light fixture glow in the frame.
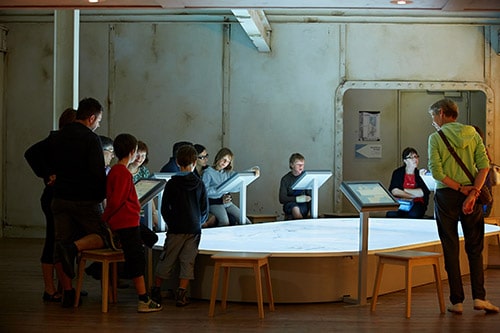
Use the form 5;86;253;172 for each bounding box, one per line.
390;0;413;4
88;0;99;3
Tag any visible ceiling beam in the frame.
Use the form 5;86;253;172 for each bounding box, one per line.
232;9;271;52
443;0;500;11
1;0;499;12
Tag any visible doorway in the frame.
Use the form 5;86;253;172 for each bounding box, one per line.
336;83;489;215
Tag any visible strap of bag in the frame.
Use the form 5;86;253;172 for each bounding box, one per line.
436;130;476;184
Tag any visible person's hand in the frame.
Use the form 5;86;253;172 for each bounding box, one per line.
462;194;476;215
223;194;232;204
152;210;159;228
47;174;56;186
459;185;474;196
462;187;480;214
296;195;311;203
251;166;260;177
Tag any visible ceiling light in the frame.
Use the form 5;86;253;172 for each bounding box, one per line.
88;0;99;3
390;0;413;4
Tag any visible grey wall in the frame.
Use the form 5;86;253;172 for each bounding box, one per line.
1;12;500;237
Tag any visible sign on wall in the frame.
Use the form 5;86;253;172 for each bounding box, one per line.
355;144;382;159
358;111;380;141
356;111;381;158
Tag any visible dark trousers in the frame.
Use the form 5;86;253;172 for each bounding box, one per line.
115;227;146;279
434;188;485;304
40;187;55;264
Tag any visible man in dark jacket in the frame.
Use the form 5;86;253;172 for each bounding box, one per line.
51;97;108;308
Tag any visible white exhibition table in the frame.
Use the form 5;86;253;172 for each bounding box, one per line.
152;218;500;303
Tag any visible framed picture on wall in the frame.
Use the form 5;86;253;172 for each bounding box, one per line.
358;111;380;141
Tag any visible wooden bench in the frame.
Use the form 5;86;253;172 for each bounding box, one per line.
485;217;500;250
321;212;360;218
208;252;275;319
247;214;278;223
371;250;445;318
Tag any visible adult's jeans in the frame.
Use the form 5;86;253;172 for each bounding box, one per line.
434;188;485;304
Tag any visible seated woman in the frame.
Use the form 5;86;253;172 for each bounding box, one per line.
194;144;217;228
194;143;209;178
202;147;258;226
128;140;159;230
128;141;151;183
386;147;430;219
279;153;311;220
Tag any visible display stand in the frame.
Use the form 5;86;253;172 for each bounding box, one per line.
340;180;399;306
421;173;436;191
291;170;332;218
153;173;176;231
215;171;259;223
134;178;166;288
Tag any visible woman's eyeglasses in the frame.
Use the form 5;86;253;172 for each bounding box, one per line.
405;155;419;160
198;154;209;160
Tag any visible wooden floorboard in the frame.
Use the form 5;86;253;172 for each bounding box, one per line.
1;238;500;332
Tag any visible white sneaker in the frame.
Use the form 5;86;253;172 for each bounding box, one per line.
473;299;499;313
137;299;163;313
447;302;463;314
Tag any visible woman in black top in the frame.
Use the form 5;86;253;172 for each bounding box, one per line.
386;147;430;219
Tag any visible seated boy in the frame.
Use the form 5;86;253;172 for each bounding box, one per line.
279;153;311;219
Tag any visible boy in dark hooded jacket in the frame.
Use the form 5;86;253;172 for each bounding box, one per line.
151;144;208;307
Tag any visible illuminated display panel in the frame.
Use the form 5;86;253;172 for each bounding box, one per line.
135;179;166;206
341;181;399;212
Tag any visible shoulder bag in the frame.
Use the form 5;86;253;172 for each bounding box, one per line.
437;130;493;205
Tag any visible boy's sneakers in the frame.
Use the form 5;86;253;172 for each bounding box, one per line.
137;298;163;313
447;302;463;314
473;299;500;313
150;286;162;304
175;287;190;307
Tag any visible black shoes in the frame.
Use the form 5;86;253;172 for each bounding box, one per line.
56;242;77;279
61;288;76;308
42;291;62;303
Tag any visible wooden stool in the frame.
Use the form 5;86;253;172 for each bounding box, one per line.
209;252;275;319
74;248;125;313
485;217;500;250
247;214;278;223
371;250;445;318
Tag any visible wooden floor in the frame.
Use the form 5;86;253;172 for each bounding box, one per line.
1;238;500;332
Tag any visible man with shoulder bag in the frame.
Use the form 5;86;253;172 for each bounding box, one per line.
428;98;498;315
